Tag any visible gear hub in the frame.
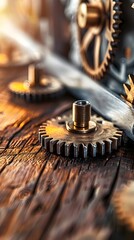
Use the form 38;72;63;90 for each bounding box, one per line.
39;100;122;158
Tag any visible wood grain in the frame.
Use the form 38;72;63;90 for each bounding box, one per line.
0;73;134;240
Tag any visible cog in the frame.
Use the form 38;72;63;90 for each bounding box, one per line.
9;75;64;102
39;115;122;158
122;74;134;107
77;0;122;79
112;181;134;231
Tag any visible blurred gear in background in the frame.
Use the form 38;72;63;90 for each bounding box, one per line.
64;0;134;94
122;74;134;107
9;64;64;102
77;0;122;79
112;181;134;234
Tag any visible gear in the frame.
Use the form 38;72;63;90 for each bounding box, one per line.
9;64;64;102
77;0;122;79
112;181;134;232
39;100;122;158
122;75;134;107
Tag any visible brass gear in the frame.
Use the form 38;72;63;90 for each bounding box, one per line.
112;181;134;232
122;74;134;107
77;0;122;79
39;115;122;158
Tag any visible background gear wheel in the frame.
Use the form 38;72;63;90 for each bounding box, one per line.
77;0;122;79
39;114;122;158
9;64;64;102
112;181;134;232
122;74;134;107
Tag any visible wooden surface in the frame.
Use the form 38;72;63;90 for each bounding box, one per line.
0;70;134;240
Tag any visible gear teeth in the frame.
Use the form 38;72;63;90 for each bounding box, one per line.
65;143;73;157
44;137;53;149
105;139;112;154
49;139;58;153
39;115;123;159
122;75;134;107
82;144;88;158
78;0;122;79
40;134;48;145
73;144;80;158
90;143;97;157
111;136;119;150
57;141;65;155
97;141;105;156
115;131;123;147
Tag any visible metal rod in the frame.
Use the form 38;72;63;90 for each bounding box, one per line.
28;64;40;88
72;100;91;128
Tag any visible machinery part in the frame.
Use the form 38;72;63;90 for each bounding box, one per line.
39;100;122;158
77;0;122;79
9;64;64;102
112;181;134;232
122;75;134;107
4;28;134;140
44;52;134;141
66;100;96;133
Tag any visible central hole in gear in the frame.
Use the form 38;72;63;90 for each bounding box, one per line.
76;100;88;106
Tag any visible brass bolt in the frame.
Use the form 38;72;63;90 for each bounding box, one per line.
73;100;91;128
66;100;96;134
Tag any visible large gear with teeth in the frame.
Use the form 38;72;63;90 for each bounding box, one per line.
39;101;122;159
39;115;122;158
77;0;122;79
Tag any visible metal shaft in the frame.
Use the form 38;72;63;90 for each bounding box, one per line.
78;3;101;29
28;64;40;88
72;100;91;128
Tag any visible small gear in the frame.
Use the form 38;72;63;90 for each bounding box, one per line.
112;181;134;232
9;64;64;102
77;0;122;79
122;75;134;107
39;100;122;158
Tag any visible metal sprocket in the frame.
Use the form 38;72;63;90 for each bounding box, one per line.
39;115;122;158
77;0;122;79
